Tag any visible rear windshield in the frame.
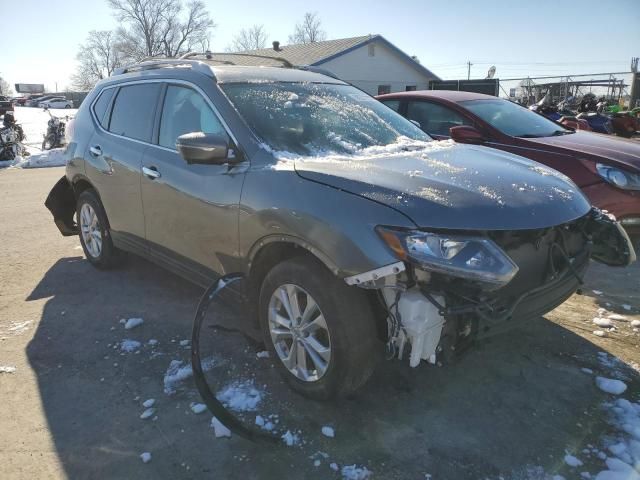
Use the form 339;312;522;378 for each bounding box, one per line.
221;83;430;156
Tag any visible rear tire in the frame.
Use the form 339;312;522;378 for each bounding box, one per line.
258;256;381;400
76;190;122;269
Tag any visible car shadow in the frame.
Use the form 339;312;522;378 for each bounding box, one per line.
26;255;639;480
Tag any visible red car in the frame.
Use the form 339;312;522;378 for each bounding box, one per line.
377;90;640;242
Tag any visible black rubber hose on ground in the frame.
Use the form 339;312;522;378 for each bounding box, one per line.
190;273;279;444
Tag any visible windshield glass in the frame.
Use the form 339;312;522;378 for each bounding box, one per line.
460;99;571;138
221;83;431;155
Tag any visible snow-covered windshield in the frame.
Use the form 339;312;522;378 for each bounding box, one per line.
221;83;431;155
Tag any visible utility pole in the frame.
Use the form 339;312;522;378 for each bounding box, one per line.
467;61;473;80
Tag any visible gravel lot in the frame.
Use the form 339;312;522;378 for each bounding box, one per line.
0;167;638;480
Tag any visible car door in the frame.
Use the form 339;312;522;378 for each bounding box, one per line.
404;100;473;140
85;82;162;249
140;82;247;280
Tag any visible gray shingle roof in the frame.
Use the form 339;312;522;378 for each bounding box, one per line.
209;35;374;68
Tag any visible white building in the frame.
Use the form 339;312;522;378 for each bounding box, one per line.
214;35;439;96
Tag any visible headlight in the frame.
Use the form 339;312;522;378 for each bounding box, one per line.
596;163;640;191
377;227;519;289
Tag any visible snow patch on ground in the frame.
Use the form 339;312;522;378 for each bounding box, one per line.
216;380;262;412
564;454;583;467
142;399;155;408
140;452;151;463
190;403;207;414
120;339;142;352
594;397;640;479
341;464;373;479
124;318;144;330
0;366;16;373
163;357;216;395
321;426;335;438
211;416;231;438
595;377;628;395
140;408;156;419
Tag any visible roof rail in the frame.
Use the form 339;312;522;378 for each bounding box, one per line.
296;65;340;80
112;59;215;79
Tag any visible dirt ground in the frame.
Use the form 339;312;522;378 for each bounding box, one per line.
0;167;638;480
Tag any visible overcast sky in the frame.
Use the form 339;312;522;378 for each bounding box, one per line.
2;0;638;92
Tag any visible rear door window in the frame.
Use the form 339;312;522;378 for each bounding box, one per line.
158;85;228;150
108;83;161;142
406;101;471;137
381;100;401;112
92;88;115;128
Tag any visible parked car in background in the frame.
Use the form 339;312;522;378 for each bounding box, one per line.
40;98;73;109
377;91;640;242
46;60;635;400
27;95;64;107
0;96;14;116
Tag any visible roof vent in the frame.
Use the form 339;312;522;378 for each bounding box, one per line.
272;41;282;52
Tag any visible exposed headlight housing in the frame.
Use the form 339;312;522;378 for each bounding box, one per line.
377;227;519;289
596;163;640;191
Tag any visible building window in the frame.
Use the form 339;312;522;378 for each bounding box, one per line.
405;85;417;91
368;44;375;57
377;85;391;95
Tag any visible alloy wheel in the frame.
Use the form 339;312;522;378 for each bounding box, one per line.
80;203;102;258
268;284;332;382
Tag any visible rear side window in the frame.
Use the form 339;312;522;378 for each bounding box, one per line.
381;100;401;112
109;84;161;142
406;101;471;137
92;88;115;128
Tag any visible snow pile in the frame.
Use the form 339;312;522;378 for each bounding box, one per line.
321;426;335;438
211;417;231;438
593;317;614;328
594;397;640;479
596;377;628;395
163;357;216;395
124;318;144;330
632;320;640;328
0;366;16;373
341;464;373;480
564;454;583;467
140;408;156;419
190;403;207;414
281;430;299;447
120;339;142;352
142;399;155;408
216;380;262;412
140;452;152;463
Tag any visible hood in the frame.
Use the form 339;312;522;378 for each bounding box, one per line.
526;131;640;172
292;141;591;231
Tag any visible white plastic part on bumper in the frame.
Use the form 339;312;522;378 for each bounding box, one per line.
344;261;406;286
385;288;445;367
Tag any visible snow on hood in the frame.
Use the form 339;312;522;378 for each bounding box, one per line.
282;138;592;231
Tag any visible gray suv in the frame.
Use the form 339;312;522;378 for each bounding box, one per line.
46;58;635;399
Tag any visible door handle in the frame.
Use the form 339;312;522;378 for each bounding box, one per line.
89;145;102;157
142;166;161;180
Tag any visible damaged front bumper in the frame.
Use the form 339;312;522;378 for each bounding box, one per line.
44;176;78;236
347;208;636;368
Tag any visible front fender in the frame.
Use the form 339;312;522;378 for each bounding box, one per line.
240;168;416;278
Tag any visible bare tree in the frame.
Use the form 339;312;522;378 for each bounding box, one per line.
0;76;12;95
228;24;268;52
107;0;214;61
72;30;124;90
288;12;326;44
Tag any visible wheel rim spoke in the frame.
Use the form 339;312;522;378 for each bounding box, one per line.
268;283;331;382
80;203;102;258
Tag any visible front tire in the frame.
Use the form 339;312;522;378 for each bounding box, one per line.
76;190;121;269
259;256;381;400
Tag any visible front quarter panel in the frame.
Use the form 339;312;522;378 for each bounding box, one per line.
239;158;416;278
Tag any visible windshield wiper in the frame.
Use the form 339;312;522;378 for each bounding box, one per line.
551;130;574;136
516;134;543;138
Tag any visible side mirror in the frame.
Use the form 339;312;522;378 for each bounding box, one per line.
450;125;486;145
176;132;230;165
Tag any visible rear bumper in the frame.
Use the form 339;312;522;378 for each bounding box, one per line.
45;176;78;236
